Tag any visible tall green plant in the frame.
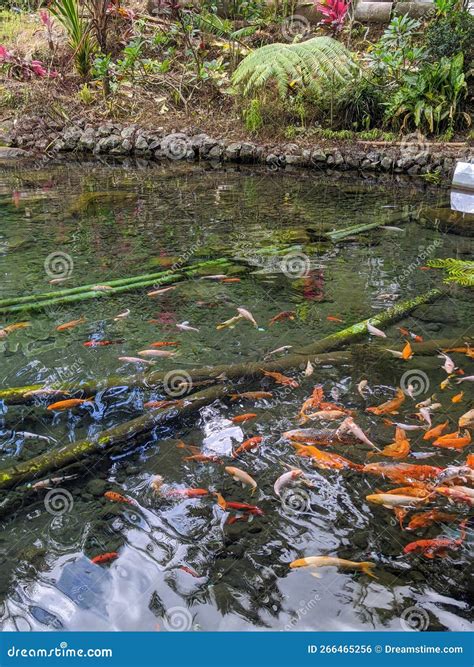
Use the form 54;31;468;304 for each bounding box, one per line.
385;53;469;136
50;0;94;78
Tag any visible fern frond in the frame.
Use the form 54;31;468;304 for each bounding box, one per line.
232;37;359;99
428;258;474;287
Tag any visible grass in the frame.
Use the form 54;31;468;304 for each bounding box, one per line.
0;9;49;58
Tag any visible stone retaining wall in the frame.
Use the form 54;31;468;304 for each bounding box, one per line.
5;116;474;178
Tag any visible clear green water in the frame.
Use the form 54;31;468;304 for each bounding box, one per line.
0;160;472;632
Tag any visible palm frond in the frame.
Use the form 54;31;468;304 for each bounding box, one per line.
428;258;474;286
232;37;359;99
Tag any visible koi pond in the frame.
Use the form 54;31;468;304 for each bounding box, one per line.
0;159;472;632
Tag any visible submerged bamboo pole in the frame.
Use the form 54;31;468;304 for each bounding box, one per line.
0;384;229;491
0;288;447;406
0;259;231;315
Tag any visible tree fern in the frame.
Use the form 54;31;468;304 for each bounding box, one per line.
189;11;258;46
428;258;474;287
232;37;359;99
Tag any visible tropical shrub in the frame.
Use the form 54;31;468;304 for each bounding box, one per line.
424;10;474;68
334;74;385;129
0;45;58;80
49;0;94;78
384;53;470;136
368;15;425;84
315;0;351;34
232;36;359;100
428;259;474;287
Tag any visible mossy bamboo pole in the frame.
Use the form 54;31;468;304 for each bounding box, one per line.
0;289;447;406
0;259;230;309
0;384;229;491
0;260;231;316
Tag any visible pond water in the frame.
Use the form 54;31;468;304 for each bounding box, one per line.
0;159;472;632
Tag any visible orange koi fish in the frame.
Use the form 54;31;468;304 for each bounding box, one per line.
261;370;299;388
230;391;273;401
184;454;222;463
104;491;134;504
291;443;362;471
232;436;262;458
363;462;443;483
435;486;474;506
403;520;467;558
423;421;449;441
222;277;241;283
56;317;86;331
366;389;405;415
149;341;179;348
451;391;464;403
374;427;410;459
47;398;92;411
231;413;257;424
144;399;183;409
83;339;124;347
327;315;344;323
167;488;209;498
214;493;264;516
1;321;31;334
401;341;413;360
406;510;458;531
269;311;296;325
466;453;474;468
91;552;119;565
433;430;471;450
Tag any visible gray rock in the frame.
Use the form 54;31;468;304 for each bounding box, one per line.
224;142;241;159
208;144;223;159
135;135;149;152
120;126;136;140
381;156;392;170
311;148;327;162
285;154;304;165
190;133;210;150
121;138;133;152
0;146;30;159
240;142;257;160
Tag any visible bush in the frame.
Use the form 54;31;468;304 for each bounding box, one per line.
384;53;470;136
424;11;474;68
334;75;385;130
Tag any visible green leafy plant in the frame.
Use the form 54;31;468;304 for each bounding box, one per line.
243;97;263;132
232;36;358;100
50;0;94;77
424;10;474;68
384;53;470;136
428;259;474;286
368;15;425;84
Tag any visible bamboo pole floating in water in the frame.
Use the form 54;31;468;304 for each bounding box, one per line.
0;289;452;406
0;259;231;316
0;384;230;491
